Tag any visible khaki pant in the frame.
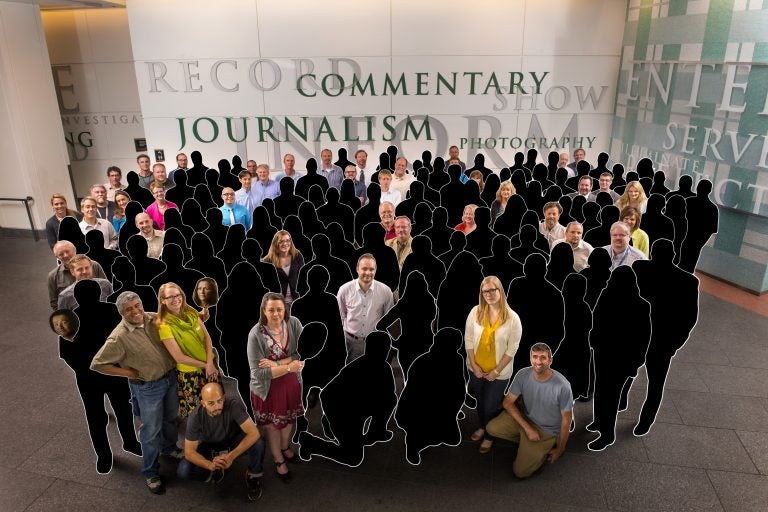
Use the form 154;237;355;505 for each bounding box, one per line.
486;412;556;478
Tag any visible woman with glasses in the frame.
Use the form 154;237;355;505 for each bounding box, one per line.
146;180;178;231
262;230;305;310
156;282;219;417
464;275;522;454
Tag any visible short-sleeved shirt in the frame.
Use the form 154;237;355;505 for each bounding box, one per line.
186;397;249;445
508;367;573;437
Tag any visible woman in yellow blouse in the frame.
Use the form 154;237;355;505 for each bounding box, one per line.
465;275;522;454
620;206;650;258
156;282;219;417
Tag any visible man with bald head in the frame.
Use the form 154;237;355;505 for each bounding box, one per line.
178;382;265;501
552;221;593;272
135;212;165;259
47;240;107;308
219;187;253;230
379;201;397;241
603;221;646;270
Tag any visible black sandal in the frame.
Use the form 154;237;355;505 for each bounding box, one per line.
275;460;292;483
281;447;299;463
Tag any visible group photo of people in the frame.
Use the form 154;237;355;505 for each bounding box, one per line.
46;145;716;501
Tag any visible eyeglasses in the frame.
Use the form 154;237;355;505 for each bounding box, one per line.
163;294;182;302
481;288;499;296
222;192;235;196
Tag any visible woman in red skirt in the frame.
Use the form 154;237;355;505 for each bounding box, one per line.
247;292;304;481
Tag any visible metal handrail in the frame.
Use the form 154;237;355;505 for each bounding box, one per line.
0;196;38;241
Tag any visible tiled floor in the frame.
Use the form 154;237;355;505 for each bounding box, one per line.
3;236;767;512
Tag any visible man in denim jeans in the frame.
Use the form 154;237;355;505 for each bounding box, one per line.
91;291;180;494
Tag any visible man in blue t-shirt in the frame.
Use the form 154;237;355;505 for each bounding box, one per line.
178;382;265;501
486;342;573;478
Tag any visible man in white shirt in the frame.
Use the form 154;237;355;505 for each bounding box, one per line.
79;196;117;249
337;254;394;363
135;212;165;259
378;169;401;207
234;171;259;213
539;202;567;248
391;157;416;202
354;149;371;186
552;222;593;272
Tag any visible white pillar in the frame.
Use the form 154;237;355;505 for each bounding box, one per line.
0;0;72;234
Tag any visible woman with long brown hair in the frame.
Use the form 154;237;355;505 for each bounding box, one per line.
262;230;305;309
156;282;219;417
247;292;304;481
112;190;131;232
464;275;522;454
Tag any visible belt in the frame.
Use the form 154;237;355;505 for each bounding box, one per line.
344;331;366;341
129;368;175;386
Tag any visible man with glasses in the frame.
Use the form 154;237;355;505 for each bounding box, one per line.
177;382;266;502
603;221;646;270
91;291;181;494
219;187;253;230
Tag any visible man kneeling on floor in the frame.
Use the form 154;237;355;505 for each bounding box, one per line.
486;342;573;478
178;382;266;501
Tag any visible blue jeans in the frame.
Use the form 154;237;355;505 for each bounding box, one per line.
177;435;266;480
469;374;509;439
129;372;179;478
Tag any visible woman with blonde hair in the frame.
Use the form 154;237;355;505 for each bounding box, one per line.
615;180;648;214
156;282;219;417
465;275;522;454
490;181;516;226
262;230;305;309
46;193;80;249
620;206;650;258
455;204;479;235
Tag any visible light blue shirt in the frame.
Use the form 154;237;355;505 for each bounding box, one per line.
220;203;253;230
319;165;344;189
235;187;259;213
253;179;281;206
275;170;304;182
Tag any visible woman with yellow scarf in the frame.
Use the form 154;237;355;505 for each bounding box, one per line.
464;276;522;454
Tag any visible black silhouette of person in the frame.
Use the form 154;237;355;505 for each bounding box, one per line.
273;176;304;221
186;150;208;187
397;235;445;298
163;227;192;263
297;234;353;296
126;234;165;285
435;251;484;332
107;256;158;311
298;331;396;467
377;271;437;378
394;327;467;465
633;239;699;436
242;238;281;294
165;169;194;209
353;223;400;291
421;206;453;257
546;242;575;291
57;216;89;254
216;261;267;413
506;253;565;380
216;223;246;274
679;179;719;273
640;194;674;246
187;233;228;294
202;208;228;252
665;174;696;201
149;243;205;297
479;234;524;291
65;280;141;473
85;230;120;281
122;171;154;208
552;273;592;401
180;198;209;233
295;158;328;198
317;187;355;242
247;206;279;256
587;265;650;451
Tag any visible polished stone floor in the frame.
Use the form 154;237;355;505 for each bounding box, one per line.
2;235;767;512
